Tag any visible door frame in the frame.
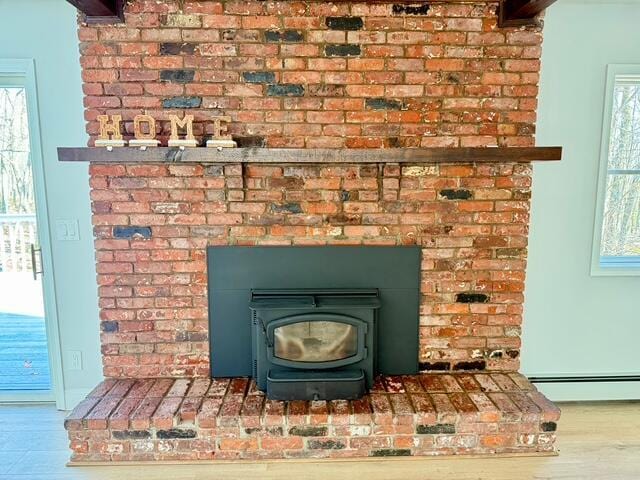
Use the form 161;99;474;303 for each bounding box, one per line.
0;59;65;406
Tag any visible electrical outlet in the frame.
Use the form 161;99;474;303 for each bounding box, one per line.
55;219;80;241
69;351;83;371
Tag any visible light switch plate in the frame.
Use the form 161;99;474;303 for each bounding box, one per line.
68;350;83;371
55;219;80;241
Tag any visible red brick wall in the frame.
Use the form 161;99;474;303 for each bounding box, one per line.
78;1;543;148
78;1;544;377
92;162;530;377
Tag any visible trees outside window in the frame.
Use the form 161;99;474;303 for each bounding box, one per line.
593;67;640;274
0;87;33;215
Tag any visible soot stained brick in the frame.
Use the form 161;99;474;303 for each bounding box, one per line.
245;426;283;436
242;71;276;84
233;136;266;148
365;98;404;111
101;321;119;333
497;248;525;258
387;137;401;147
267;84;305;97
112;430;151;440
326;213;360;225
221;30;236;41
447;73;462;84
234;136;266;148
204;165;224;177
265;30;303;43
175;331;207;342
160;69;195;83
160;42;196;55
162;96;202;108
453;360;487;371
440;189;473;200
271;203;303;214
156;429;197;439
371;449;412;457
326;17;364;30
113;226;152;239
419;361;451;371
416;424;456;435
289;426;328;437
392;3;431;15
307;439;346;449
325;44;361;57
456;293;489;304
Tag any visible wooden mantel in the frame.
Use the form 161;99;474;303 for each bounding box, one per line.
58;147;562;164
66;0;558;27
66;0;124;23
498;0;559;27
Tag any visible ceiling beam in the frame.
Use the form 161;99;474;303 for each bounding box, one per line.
498;0;558;27
66;0;124;24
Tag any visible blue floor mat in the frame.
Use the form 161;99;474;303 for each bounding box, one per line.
0;312;51;391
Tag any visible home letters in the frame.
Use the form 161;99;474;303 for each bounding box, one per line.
94;114;236;148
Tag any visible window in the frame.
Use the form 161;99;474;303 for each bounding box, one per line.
593;66;640;275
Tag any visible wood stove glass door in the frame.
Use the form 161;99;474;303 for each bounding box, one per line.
267;314;367;369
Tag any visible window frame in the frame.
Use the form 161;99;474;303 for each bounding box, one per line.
591;64;640;276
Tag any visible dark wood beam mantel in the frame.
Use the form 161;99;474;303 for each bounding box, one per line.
58;147;562;164
498;0;558;27
63;0;558;27
66;0;124;24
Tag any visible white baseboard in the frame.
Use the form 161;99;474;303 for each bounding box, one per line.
534;380;640;401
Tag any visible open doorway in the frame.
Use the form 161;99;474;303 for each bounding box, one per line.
0;65;59;402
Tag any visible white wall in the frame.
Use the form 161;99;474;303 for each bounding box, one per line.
2;0;639;407
522;0;640;400
0;0;102;408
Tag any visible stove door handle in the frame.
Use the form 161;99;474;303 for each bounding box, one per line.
257;315;273;348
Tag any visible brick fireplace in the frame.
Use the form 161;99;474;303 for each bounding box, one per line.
61;0;561;462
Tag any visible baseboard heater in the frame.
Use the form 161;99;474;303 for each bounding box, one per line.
529;375;640;384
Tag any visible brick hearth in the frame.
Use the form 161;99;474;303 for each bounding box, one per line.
65;373;560;462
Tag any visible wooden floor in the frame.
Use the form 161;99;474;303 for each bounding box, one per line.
0;402;638;479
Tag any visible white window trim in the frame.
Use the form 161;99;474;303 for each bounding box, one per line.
591;64;640;277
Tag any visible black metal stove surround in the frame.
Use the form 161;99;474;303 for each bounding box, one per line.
207;246;421;400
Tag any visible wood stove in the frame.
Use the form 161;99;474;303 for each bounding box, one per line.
207;246;421;401
250;289;380;400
